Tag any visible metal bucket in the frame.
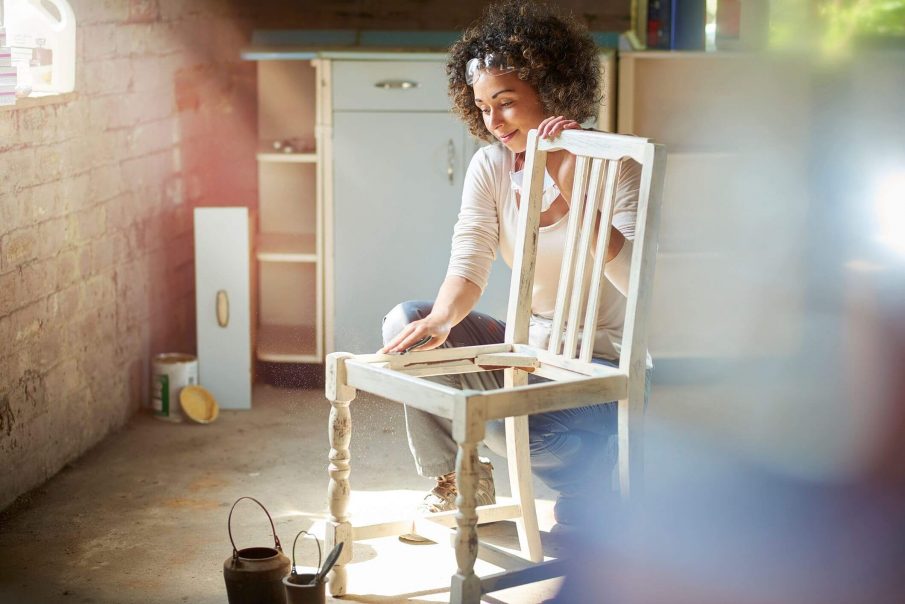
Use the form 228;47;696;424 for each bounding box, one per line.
223;497;291;604
151;353;198;422
283;530;325;604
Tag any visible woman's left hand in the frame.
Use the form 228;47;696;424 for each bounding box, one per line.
537;115;581;140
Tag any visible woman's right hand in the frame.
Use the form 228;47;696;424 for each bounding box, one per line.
378;315;451;354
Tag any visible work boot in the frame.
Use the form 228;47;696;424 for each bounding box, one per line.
400;458;495;544
418;457;496;513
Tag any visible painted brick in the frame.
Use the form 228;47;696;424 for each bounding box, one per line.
0;110;16;145
130;56;168;93
77;244;92;277
11;300;45;345
31;145;64;184
0;318;11;358
35;218;70;263
74;0;131;25
105;193;133;230
0;148;36;194
91;237;116;274
163;174;184;207
59;173;91;214
16;106;59;146
59;138;94;180
82;57;132;96
2;187;33;235
54;249;78;286
27;181;65;225
49;283;81;325
28;327;64;374
128;0;161;24
115;22;172;57
87;95;119;130
13;259;56;309
81;24;120;61
158;0;201;20
128;118;177;156
86;275;116;311
88;164;125;202
44;358;82;410
74;205;107;242
2;227;39;271
0;271;18;314
131;89;176;125
5;367;46;431
86;130;119;168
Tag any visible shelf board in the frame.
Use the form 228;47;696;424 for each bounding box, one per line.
257;324;319;363
257;233;318;262
257;151;318;163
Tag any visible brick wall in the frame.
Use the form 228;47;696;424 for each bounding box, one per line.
0;0;257;510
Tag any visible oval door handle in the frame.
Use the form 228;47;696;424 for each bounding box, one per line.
374;80;419;90
216;290;229;328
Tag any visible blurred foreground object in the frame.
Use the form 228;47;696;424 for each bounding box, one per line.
553;37;905;604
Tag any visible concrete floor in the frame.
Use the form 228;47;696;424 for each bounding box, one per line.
0;384;565;604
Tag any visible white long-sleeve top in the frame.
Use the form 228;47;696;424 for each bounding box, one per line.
446;143;642;360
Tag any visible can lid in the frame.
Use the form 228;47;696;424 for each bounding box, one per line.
154;353;197;364
179;385;219;424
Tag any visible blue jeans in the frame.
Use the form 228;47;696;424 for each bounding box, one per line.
382;300;648;504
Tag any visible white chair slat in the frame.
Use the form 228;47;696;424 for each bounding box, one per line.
579;158;621;362
563;158;607;359
548;155;590;355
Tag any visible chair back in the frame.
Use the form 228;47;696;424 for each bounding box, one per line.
504;129;667;377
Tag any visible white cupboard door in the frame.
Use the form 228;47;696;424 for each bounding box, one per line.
194;207;252;409
332;113;468;352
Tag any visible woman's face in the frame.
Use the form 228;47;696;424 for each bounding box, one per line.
472;70;546;154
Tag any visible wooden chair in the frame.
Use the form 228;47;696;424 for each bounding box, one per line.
324;129;666;602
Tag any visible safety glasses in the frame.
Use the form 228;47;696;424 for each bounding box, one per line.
465;53;518;86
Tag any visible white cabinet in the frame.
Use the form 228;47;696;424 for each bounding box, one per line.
327;57;511;354
194;207;252;409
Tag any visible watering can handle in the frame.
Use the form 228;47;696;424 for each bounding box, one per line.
289;530;322;576
227;496;283;558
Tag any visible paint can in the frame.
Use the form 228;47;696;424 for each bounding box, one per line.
151;353;198;422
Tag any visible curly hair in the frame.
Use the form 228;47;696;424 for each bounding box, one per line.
447;1;601;142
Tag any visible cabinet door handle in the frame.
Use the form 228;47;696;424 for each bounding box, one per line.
447;139;455;185
374;80;419;90
216;290;229;328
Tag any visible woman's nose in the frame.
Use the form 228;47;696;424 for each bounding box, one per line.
488;109;504;130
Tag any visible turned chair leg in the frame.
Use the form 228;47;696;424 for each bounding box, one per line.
451;439;483;604
326;353;356;596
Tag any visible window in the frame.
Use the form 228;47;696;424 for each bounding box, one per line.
1;0;75;103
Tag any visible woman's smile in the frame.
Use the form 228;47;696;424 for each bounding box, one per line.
498;130;517;143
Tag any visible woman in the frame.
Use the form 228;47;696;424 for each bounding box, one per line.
379;1;643;530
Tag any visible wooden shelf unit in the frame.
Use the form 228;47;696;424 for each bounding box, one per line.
256;232;318;262
257;324;319;363
252;58;324;364
257;151;318;163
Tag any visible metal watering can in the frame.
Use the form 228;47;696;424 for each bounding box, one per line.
282;530;325;604
223;497;291;604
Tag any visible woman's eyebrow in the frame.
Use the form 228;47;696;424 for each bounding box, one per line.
474;89;516;103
